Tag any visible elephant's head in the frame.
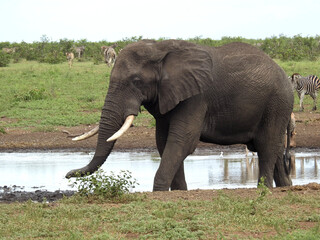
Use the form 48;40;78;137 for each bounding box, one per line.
66;40;213;178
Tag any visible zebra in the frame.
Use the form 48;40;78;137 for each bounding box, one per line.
104;47;117;67
73;46;85;59
290;73;320;111
66;52;74;68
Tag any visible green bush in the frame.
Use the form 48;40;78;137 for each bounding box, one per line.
14;88;48;101
261;35;320;61
0;51;11;67
70;169;138;198
2;35;320;63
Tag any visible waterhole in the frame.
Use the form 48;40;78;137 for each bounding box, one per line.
1;149;319;192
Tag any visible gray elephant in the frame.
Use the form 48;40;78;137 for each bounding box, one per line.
66;40;294;190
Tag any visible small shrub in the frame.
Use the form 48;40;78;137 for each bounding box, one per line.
77;95;97;102
0;51;10;67
40;51;65;64
0;127;6;134
250;177;271;215
70;169;138;198
14;88;48;101
92;53;103;65
256;176;271;200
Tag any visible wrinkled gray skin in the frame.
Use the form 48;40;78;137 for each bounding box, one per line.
66;40;294;191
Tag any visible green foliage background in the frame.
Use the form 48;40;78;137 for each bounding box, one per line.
1;34;320;65
0;35;320;130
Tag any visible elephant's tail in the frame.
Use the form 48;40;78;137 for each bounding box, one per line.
284;116;293;174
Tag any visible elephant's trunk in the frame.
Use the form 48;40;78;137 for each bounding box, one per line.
66;101;130;178
65;122;117;178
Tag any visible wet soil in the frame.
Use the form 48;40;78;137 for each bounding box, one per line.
1;111;320;203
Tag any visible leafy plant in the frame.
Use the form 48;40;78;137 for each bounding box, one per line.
0;127;6;134
14;88;48;101
70;169;138;198
256;176;271;200
0;51;11;67
250;176;271;215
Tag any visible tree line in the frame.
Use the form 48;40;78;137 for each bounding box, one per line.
1;35;320;67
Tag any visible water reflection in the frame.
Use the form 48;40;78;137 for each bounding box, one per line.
0;149;319;192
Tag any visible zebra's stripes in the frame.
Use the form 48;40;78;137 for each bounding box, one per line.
290;73;320;111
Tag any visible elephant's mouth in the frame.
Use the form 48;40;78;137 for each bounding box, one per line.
71;115;135;142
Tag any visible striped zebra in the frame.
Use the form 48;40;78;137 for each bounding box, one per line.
290;73;320;111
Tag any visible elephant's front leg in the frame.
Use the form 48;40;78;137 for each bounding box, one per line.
170;163;187;190
153;96;207;191
153;133;200;191
155;118;187;190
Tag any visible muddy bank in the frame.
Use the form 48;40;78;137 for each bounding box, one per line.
0;185;75;203
1;112;320;203
2;183;320;203
0;112;320;150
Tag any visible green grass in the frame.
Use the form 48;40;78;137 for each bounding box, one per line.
0;60;320;130
0;61;153;129
1;60;320;239
0;190;319;239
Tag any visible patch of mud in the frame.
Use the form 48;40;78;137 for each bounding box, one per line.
0;186;75;203
1;183;320;203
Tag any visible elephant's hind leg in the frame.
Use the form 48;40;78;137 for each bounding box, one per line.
255;124;290;187
274;154;292;186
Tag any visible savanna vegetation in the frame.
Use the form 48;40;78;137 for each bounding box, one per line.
1;35;320;239
0;55;319;132
1;181;320;239
1;34;320;66
1;35;320;132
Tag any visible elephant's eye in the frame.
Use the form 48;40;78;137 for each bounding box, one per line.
132;77;142;86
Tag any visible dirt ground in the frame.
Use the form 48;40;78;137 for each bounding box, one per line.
1;112;320;151
1;111;320;203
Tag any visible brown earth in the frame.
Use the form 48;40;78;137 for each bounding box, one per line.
1;111;320;203
1;111;320;151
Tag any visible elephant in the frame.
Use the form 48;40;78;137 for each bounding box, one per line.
66;39;294;191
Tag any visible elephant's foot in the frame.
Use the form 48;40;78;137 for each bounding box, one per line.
274;159;293;187
274;174;292;187
299;108;304;112
153;184;170;191
312;106;317;111
170;179;187;191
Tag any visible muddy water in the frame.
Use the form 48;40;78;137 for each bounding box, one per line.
0;149;319;192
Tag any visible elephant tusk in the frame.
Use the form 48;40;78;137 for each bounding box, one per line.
107;115;135;142
72;126;99;141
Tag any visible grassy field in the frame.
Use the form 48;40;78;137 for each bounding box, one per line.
0;188;319;239
0;60;155;132
0;59;320;132
1;60;320;239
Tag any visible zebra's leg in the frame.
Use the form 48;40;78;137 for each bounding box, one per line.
311;92;317;111
299;92;305;111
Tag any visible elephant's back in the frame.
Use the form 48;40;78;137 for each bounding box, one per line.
210;42;293;113
214;42;267;57
213;42;288;89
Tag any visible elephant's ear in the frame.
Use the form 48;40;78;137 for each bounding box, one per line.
157;42;213;114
